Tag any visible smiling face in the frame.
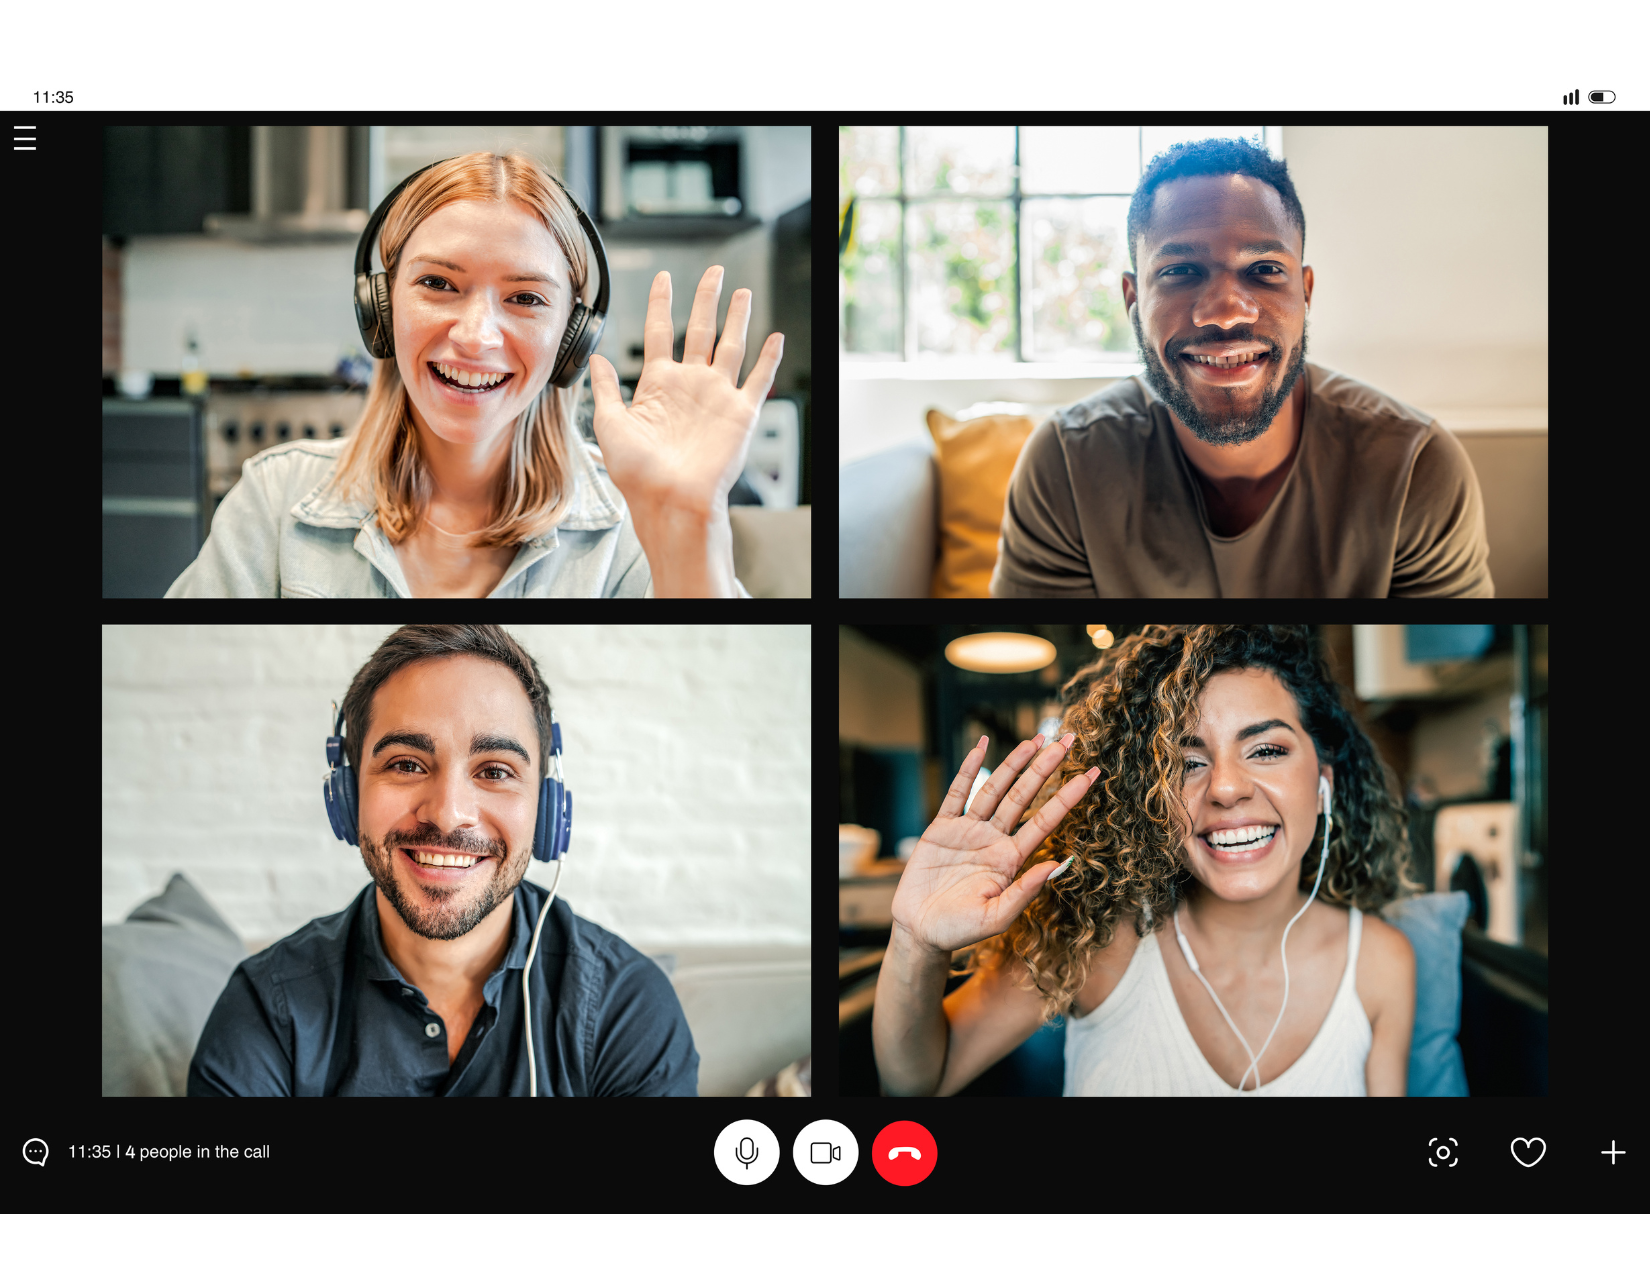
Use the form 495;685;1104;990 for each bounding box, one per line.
356;653;542;941
392;198;573;454
1178;667;1333;904
1123;174;1314;448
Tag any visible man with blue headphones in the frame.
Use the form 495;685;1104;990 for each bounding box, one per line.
188;624;699;1097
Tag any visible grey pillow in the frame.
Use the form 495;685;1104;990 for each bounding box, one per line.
102;873;247;1097
1380;891;1471;1097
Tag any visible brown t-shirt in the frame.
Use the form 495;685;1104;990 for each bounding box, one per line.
989;362;1494;598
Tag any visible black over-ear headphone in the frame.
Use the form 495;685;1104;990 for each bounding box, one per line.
352;158;611;389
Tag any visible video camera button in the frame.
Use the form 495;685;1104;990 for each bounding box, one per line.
792;1119;859;1185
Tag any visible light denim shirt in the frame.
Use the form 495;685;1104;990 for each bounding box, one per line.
164;430;750;598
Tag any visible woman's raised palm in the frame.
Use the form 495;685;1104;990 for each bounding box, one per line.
891;731;1098;954
589;266;783;518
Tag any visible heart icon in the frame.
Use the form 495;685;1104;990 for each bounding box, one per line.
1510;1137;1546;1167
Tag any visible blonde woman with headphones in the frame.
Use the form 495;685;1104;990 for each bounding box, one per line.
166;151;782;598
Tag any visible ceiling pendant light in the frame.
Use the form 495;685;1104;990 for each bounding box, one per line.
944;632;1057;674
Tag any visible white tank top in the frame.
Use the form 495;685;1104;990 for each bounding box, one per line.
1063;906;1370;1096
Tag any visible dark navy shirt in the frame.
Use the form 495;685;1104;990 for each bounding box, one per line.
187;879;698;1096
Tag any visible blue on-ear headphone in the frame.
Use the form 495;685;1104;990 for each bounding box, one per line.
323;700;571;862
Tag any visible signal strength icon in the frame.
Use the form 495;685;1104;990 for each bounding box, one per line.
1563;89;1579;104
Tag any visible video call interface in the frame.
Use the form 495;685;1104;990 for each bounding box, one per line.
43;100;1619;1225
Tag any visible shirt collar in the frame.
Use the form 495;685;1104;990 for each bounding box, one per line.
358;886;407;985
289;421;628;595
359;882;536;988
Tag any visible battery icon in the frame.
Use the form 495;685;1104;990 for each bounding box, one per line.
1590;90;1616;103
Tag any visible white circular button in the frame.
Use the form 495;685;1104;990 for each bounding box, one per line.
713;1120;779;1185
425;1022;441;1038
791;1120;859;1185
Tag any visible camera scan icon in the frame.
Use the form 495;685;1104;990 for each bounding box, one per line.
1427;1136;1460;1168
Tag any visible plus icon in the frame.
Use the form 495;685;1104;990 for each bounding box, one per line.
1601;1141;1626;1164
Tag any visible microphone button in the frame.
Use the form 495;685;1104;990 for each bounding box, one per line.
715;1120;778;1185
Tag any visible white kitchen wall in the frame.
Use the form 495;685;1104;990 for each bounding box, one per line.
122;235;363;378
743;125;812;222
101;625;811;953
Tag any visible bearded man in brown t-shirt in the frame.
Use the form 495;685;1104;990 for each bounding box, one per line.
991;137;1493;599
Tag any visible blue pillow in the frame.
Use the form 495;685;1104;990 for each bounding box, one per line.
1380;891;1471;1097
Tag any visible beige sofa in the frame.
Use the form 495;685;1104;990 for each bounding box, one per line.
729;505;812;598
839;421;1545;599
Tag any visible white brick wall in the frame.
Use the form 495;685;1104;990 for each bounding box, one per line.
102;625;811;953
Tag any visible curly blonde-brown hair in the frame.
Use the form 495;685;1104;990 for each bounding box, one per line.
973;624;1418;1020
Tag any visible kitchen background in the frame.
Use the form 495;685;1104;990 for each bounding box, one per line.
838;624;1548;1097
102;125;812;597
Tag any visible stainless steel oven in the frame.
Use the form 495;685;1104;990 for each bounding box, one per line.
205;390;366;514
101;390;368;597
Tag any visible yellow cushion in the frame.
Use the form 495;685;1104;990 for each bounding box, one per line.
925;409;1038;598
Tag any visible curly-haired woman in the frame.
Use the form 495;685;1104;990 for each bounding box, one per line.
873;625;1417;1096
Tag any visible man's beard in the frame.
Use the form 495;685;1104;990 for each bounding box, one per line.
1132;306;1308;448
360;826;526;941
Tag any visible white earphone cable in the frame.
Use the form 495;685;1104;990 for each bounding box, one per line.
523;859;564;1098
1237;834;1329;1092
1176;779;1333;1093
1174;909;1262;1083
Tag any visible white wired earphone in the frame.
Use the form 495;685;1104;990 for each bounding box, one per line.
521;716;571;1099
522;859;564;1098
1173;774;1332;1094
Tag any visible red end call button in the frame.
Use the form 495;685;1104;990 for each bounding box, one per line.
872;1120;937;1186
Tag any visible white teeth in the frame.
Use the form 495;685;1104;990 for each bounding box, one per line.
413;850;477;868
1189;352;1265;368
1206;825;1278;847
435;363;506;389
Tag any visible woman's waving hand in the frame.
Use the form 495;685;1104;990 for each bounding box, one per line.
891;732;1098;956
587;267;783;597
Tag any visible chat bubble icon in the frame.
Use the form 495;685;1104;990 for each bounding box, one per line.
22;1138;48;1167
